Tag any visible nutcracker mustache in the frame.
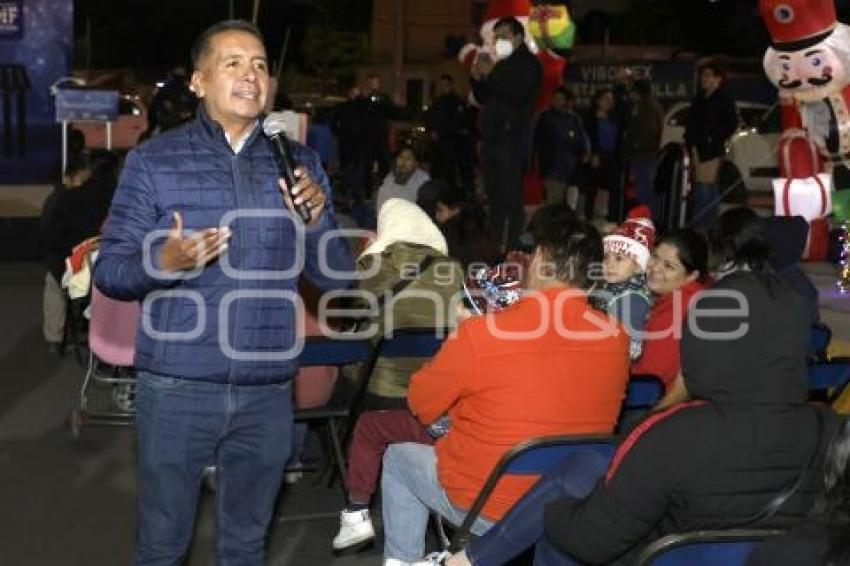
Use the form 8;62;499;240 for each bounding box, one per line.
808;75;833;86
779;78;803;89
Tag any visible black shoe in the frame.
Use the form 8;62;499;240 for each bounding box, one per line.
46;342;62;355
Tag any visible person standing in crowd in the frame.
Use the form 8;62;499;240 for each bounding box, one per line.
144;64;198;138
375;147;430;210
94;20;353;564
625;79;664;213
684;61;738;229
582;89;622;224
362;74;394;193
305;106;339;174
426;74;475;198
380;217;630;565
612;68;636;213
471;16;542;253
534;87;589;207
332;84;368;195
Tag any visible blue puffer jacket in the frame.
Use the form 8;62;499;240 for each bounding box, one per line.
94;107;354;384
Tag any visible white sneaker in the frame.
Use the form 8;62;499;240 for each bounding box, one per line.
412;551;452;565
332;508;375;550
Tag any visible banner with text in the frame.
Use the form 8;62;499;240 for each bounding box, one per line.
0;0;73;184
564;60;696;111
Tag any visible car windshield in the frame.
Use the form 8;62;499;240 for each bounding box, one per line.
756;104;781;134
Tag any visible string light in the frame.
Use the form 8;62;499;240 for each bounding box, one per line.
839;220;850;294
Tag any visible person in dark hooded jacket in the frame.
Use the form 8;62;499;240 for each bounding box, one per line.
432;209;840;566
762;215;819;323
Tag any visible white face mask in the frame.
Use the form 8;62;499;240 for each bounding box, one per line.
494;38;514;60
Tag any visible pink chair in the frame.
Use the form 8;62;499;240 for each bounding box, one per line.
70;285;141;438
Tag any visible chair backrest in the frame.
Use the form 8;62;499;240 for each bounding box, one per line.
499;435;617;475
634;529;785;566
625;375;664;410
88;285;141;367
297;337;372;368
808;361;850;392
809;323;832;361
377;327;451;359
449;434;617;551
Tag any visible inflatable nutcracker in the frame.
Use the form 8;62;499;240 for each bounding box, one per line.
760;0;850;260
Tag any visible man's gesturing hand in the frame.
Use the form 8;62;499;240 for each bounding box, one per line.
157;212;232;273
279;167;326;226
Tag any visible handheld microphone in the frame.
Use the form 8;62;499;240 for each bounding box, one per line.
262;113;312;223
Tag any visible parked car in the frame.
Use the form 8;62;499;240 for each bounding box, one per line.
661;100;780;201
73;94;148;151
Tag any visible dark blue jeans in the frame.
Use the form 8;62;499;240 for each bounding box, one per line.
134;371;293;566
466;450;610;566
689;182;719;230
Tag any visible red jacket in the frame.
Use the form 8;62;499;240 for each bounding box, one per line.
631;280;707;389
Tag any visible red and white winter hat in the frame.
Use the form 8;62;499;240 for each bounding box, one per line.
603;206;656;271
759;0;837;51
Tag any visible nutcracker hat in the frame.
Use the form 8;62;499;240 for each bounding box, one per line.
603;206;656;271
485;0;531;22
759;0;837;52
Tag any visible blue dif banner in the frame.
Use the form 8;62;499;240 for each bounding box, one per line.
0;0;72;184
0;1;23;39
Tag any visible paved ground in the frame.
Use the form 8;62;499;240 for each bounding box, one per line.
0;260;847;566
0;261;385;566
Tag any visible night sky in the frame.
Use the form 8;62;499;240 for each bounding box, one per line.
74;0;850;73
73;0;370;73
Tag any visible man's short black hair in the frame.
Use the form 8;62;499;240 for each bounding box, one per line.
494;16;525;39
191;19;265;71
698;60;726;81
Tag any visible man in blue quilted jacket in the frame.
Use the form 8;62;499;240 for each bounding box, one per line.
94;20;354;565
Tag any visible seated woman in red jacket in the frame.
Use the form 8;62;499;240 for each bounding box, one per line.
630;228;710;409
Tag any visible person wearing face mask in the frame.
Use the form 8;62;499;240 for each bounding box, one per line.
471;16;543;253
376;146;431;210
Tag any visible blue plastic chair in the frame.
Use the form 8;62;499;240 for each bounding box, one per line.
803;323;850;402
634;529;784;566
808;361;850;397
448;434;617;551
808;322;832;360
297;337;372;367
625;375;664;410
293;337;373;503
377;327;450;359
